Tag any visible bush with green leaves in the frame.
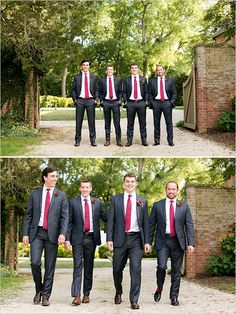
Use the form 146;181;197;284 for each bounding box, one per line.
18;242;30;257
218;96;235;132
206;230;235;276
57;244;72;258
98;244;110;258
40;95;74;108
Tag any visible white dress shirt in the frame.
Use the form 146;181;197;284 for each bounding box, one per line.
105;75;117;100
81;195;93;232
79;71;93;98
155;75;168;100
129;75;142;100
38;186;54;226
124;191;140;232
165;197;176;234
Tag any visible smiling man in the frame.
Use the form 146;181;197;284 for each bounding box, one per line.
149;181;195;306
65;179;107;306
106;173;149;310
22;167;69;306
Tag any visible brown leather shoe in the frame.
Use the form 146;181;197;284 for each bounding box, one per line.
131;302;140;309
82;295;90;303
116;141;124;147
104;140;110;146
42;296;50;306
91;141;97;147
125;141;132;147
33;291;42;304
72;296;81;305
114;294;122;304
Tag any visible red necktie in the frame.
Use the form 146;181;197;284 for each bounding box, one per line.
160;77;165;101
84;199;90;232
43;189;50;230
84;73;89;99
125;195;132;232
170;200;176;237
109;77;113;99
134;76;138;99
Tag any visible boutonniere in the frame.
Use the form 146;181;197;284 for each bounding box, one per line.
139;79;145;84
176;201;183;206
137;199;143;207
91;198;96;204
54;191;59;197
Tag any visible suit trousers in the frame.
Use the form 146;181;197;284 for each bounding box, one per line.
103;100;121;142
75;98;96;143
71;233;96;297
156;235;183;299
113;233;143;303
126;100;147;143
152;100;173;144
30;226;58;298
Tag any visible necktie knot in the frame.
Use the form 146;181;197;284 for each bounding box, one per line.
128;194;132;198
46;188;50;192
84;198;88;202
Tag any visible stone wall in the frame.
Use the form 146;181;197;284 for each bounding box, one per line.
184;185;235;278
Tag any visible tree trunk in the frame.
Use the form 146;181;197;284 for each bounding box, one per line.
35;74;40;129
138;158;145;180
141;0;150;77
4;208;16;269
25;69;37;128
61;64;68;97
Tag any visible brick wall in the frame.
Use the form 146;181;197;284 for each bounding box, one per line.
195;45;235;133
184;185;235;278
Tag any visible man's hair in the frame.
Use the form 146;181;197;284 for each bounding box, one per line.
80;59;91;66
156;64;165;70
165;181;179;189
123;173;137;181
42;167;57;183
106;64;114;69
130;63;139;69
80;178;92;186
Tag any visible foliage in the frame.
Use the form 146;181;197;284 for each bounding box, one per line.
18;242;30;257
1;123;38;138
208;158;235;182
206;225;235;276
98;244;110;259
57;244;72;258
40;95;74;108
176;120;184;128
143;246;157;258
218;96;235;132
0;267;18;278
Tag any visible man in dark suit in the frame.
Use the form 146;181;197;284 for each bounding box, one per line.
107;173;150;310
71;59;99;147
123;63;149;147
65;179;107;306
99;65;123;147
23;167;69;306
149;181;195;306
148;65;177;146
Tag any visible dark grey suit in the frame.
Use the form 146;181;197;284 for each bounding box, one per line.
23;187;69;298
148;76;177;144
66;196;107;297
71;72;99;143
149;199;195;299
106;193;149;303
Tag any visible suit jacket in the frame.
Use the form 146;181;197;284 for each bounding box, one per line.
23;187;69;244
106;193;149;248
99;75;122;102
71;72;99;102
148;76;177;107
149;199;195;251
66;196;107;246
123;75;148;103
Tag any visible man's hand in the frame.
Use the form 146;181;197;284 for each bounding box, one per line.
64;241;71;250
144;244;150;254
107;241;113;251
58;234;65;245
22;236;29;246
187;245;195;254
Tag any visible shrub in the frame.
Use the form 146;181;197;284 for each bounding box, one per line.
218;96;235;132
0;267;19;278
98;244;110;259
40;95;74;108
57;244;72;258
176;120;184;128
18;242;30;257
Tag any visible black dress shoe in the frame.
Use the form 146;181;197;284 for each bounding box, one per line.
171;298;179;306
42;296;50;306
153;141;160;146
91;141;97;147
142;141;149;146
74;141;80;147
125;142;132;147
33;291;42;304
114;294;122;304
104;140;110;146
168;142;174;146
116;141;124;147
131;302;140;309
154;289;161;302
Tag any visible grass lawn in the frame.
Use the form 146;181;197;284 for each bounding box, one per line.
1;136;42;156
40;107;127;121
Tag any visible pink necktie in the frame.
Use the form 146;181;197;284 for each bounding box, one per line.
125;195;132;232
160;77;165;101
43;189;50;230
170;200;176;237
109;78;113;99
134;76;138;99
84;74;89;99
84;199;90;232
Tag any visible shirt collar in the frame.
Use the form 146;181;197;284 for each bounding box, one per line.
81;195;91;202
43;186;54;192
166;197;176;203
124;191;136;197
132;74;139;79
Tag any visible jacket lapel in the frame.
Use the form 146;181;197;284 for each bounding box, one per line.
121;193;125;219
175;199;181;221
37;187;43;221
77;196;84;221
161;199;166;228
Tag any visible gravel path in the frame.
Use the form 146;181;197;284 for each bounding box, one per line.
1;260;235;314
27;110;235;157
